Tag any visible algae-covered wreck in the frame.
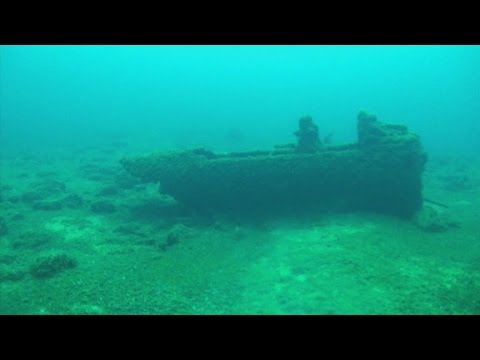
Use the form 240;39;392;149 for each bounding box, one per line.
121;112;427;217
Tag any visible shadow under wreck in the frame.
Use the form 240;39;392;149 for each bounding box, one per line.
121;112;427;218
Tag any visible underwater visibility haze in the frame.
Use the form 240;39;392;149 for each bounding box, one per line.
0;45;479;314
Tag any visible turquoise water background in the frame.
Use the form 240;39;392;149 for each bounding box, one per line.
1;45;480;314
1;45;479;155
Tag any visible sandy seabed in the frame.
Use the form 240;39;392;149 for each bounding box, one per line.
1;141;479;315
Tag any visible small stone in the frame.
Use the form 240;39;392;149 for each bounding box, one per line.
0;255;16;265
11;213;25;221
61;194;84;208
32;200;63;211
30;253;78;279
11;231;57;250
91;201;116;214
0;266;26;282
414;206;451;233
0;217;8;236
97;186;120;197
158;229;183;251
22;180;66;203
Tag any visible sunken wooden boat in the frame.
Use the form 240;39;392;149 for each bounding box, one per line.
121;112;428;217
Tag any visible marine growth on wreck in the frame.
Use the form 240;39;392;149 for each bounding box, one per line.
121;112;428;217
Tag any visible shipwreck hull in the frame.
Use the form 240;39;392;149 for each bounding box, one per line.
121;113;427;217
